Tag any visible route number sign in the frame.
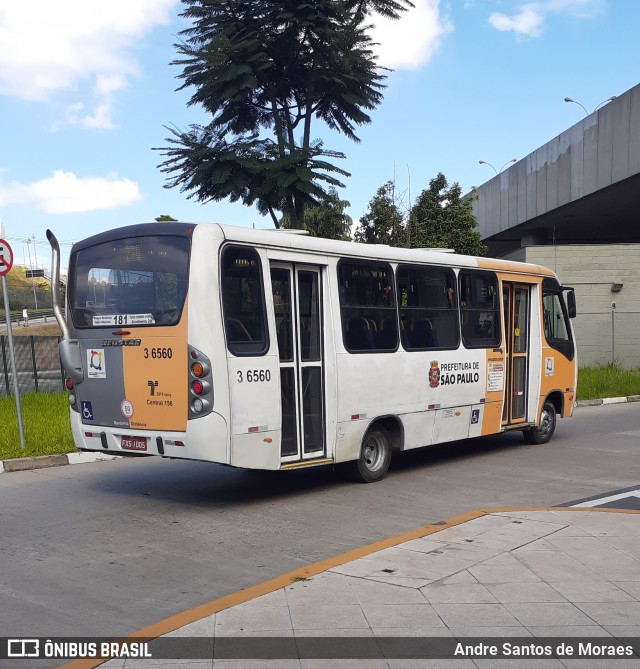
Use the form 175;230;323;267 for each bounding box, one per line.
0;239;14;276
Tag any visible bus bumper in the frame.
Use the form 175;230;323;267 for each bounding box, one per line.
69;410;230;464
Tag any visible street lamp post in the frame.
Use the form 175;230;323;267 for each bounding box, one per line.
593;96;617;112
564;96;617;116
479;158;517;175
26;234;38;310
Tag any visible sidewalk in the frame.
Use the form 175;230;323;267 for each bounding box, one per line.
86;507;640;668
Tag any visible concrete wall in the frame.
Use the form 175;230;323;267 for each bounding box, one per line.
474;83;640;238
503;244;640;368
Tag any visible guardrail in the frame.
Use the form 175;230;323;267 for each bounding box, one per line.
0;309;56;327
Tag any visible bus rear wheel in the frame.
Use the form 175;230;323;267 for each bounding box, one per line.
523;400;556;445
350;426;392;483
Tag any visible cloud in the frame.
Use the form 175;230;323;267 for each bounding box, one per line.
370;0;453;70
63;75;129;130
488;0;603;38
489;6;545;36
0;0;177;125
0;171;142;214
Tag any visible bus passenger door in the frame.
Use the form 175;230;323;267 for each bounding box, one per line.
502;283;530;426
270;264;325;462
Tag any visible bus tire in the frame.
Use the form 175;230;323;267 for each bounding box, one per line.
350;426;392;483
523;400;556;445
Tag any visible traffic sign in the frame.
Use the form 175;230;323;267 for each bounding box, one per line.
0;238;14;276
0;236;24;448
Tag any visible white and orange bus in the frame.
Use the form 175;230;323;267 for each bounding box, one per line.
48;223;577;482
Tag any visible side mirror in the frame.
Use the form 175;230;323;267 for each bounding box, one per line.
566;289;577;319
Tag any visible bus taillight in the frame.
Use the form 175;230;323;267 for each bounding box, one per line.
187;345;214;419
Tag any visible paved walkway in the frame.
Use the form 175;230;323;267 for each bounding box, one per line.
88;508;640;669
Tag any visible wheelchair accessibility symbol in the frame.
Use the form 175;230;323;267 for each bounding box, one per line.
81;401;94;420
471;408;480;424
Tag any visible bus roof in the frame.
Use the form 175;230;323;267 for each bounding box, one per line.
71;221;556;278
215;223;556;277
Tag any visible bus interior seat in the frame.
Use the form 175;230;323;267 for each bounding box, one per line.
346;316;374;350
410;318;436;348
377;317;397;349
430;315;457;348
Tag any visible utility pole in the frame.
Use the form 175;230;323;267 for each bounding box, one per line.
26;234;38;310
0;227;25;448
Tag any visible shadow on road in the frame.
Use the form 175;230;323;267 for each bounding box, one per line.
84;430;532;508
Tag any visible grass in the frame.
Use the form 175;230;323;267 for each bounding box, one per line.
8;321;62;337
577;363;640;401
0;392;75;460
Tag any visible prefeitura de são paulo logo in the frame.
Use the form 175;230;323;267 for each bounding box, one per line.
429;360;440;388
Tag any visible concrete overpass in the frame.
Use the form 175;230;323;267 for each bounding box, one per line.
473;82;640;258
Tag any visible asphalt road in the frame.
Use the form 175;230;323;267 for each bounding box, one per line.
1;402;639;642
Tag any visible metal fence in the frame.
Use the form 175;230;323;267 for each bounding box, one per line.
0;336;64;396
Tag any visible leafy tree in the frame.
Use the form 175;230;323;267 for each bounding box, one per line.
355;173;486;255
156;0;414;229
281;187;352;240
406;173;485;255
353;180;404;245
155;215;178;222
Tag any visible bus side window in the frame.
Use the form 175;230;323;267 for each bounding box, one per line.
459;270;501;348
397;265;459;351
542;286;574;360
270;268;293;362
221;245;269;356
338;261;397;353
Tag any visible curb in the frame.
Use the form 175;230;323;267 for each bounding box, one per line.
0;451;121;474
576;394;640;407
1;396;637;474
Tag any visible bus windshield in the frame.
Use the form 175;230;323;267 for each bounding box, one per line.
69;235;190;328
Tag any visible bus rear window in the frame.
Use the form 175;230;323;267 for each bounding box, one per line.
69;236;190;328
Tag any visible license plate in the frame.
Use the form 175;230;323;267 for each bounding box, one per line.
121;435;147;451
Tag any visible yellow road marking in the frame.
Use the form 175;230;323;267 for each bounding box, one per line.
60;505;640;668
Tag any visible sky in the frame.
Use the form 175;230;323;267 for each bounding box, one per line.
1;0;639;270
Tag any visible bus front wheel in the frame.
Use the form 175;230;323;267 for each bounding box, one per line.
523;401;556;445
350;426;392;483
